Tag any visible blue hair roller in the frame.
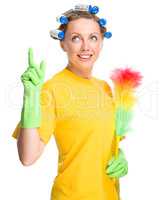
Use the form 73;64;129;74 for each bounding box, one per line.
74;4;99;14
104;31;112;39
50;29;65;40
58;31;65;40
56;15;69;24
98;18;107;27
89;5;99;14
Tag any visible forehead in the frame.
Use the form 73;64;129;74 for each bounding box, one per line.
66;18;101;34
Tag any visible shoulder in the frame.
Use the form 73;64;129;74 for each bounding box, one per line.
94;78;113;97
102;80;113;97
42;69;66;90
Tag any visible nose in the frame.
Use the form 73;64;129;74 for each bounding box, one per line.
81;39;90;51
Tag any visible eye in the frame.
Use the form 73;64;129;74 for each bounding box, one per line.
72;36;80;42
90;35;98;41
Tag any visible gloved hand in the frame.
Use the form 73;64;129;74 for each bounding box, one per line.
106;148;128;178
20;48;46;128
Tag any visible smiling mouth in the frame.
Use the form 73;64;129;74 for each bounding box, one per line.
77;54;93;61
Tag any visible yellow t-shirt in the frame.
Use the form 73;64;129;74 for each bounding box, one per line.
12;67;119;200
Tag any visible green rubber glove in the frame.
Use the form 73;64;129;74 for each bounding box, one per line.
20;48;46;128
106;148;128;178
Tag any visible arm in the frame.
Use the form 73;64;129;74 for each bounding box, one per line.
17;48;46;166
17;128;45;166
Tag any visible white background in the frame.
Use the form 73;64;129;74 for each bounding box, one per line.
0;0;162;199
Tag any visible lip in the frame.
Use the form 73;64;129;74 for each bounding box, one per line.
78;55;92;62
77;54;93;62
78;53;93;56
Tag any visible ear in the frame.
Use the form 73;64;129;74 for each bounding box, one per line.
60;41;67;52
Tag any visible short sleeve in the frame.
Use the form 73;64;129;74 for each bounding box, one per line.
102;80;113;98
11;80;57;145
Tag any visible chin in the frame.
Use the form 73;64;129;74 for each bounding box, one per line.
78;63;93;70
78;59;95;68
69;57;95;70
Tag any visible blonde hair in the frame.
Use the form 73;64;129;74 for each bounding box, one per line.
52;10;107;40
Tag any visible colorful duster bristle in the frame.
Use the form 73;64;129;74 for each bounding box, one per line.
110;67;142;157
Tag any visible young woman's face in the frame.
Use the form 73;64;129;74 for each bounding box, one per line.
60;18;103;71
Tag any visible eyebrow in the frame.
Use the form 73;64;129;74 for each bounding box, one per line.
71;32;100;36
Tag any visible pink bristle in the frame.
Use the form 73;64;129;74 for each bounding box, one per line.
110;67;143;88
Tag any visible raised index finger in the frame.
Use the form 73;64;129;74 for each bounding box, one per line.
28;47;35;67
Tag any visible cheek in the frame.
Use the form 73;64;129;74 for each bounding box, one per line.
93;43;102;55
66;42;81;55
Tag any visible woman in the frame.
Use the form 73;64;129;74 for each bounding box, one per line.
12;4;128;200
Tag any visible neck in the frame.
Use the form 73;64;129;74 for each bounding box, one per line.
66;64;92;79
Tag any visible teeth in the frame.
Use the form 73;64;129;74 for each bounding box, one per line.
79;55;91;58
